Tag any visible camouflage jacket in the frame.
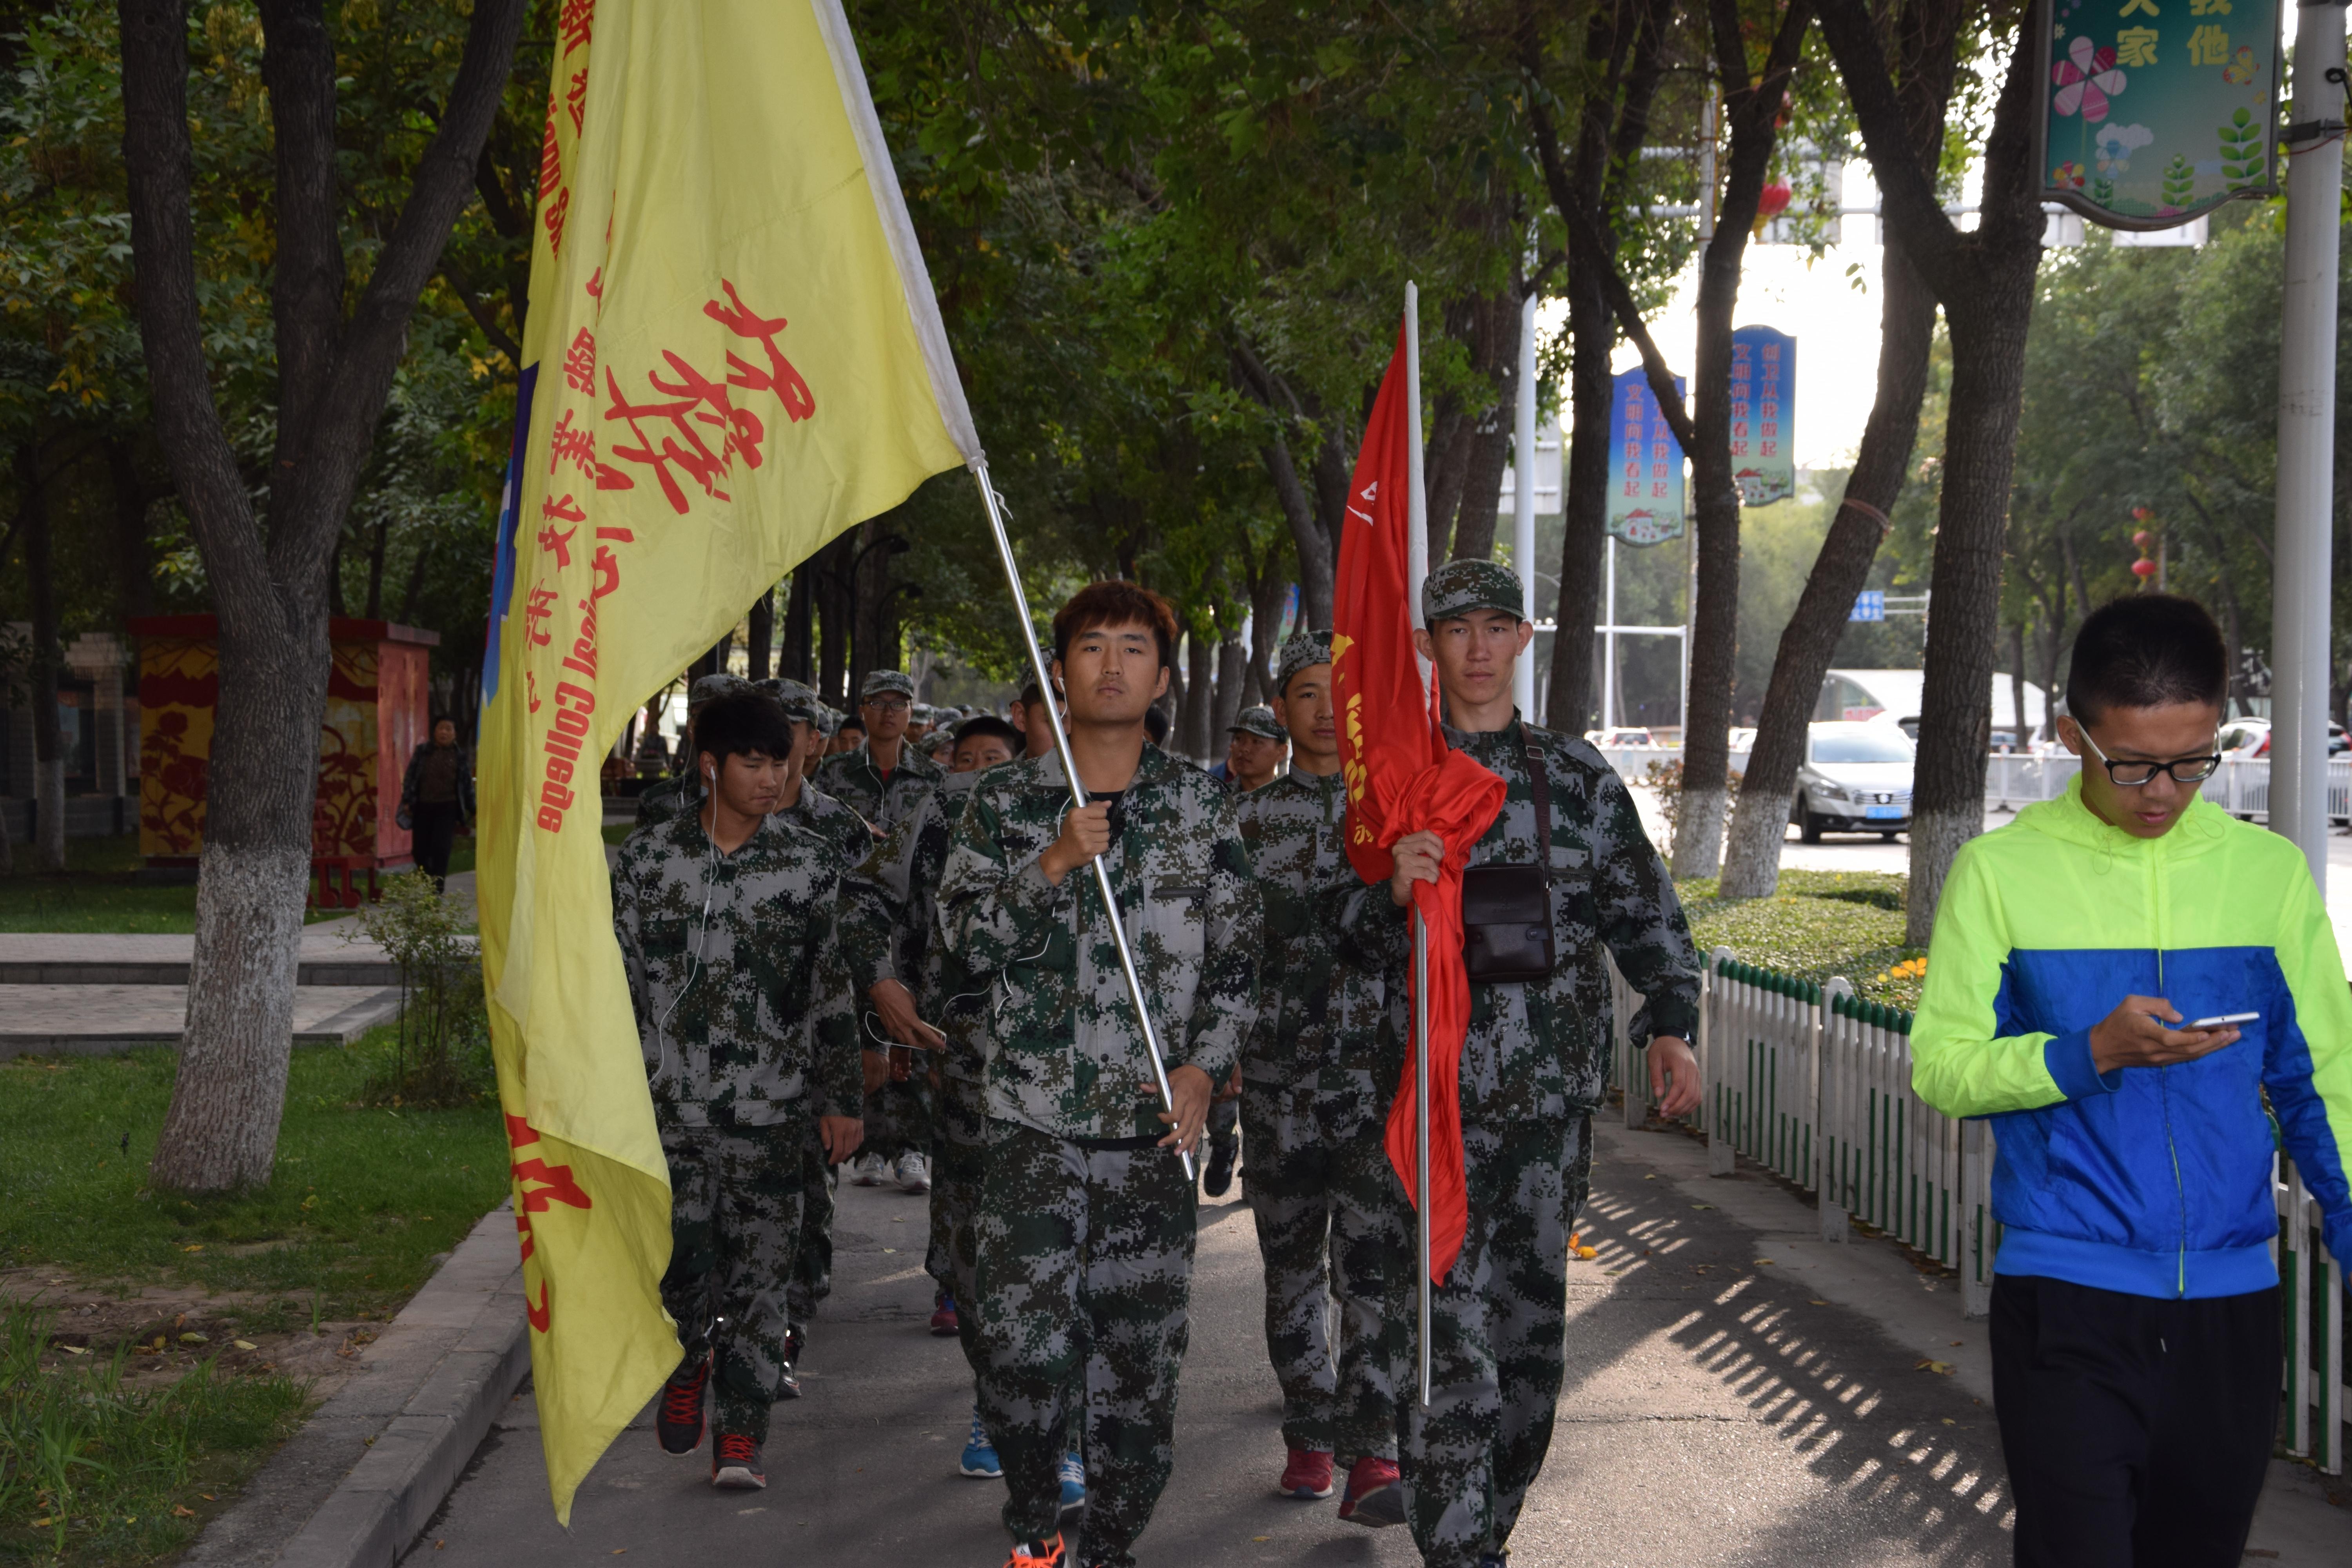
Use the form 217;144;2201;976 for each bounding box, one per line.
813;739;944;833
635;771;699;829
1236;768;1371;1086
612;809;861;1129
778;779;878;868
1343;714;1700;1116
939;744;1261;1141
839;771;992;1080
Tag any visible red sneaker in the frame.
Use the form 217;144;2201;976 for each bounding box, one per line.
930;1291;960;1337
655;1355;708;1454
710;1430;765;1489
1278;1446;1334;1499
1337;1454;1405;1527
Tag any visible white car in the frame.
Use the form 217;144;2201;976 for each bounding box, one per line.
1585;726;1656;749
1791;722;1916;842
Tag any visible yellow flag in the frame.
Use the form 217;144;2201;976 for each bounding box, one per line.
475;0;979;1521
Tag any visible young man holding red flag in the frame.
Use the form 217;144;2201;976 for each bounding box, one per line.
1368;559;1703;1568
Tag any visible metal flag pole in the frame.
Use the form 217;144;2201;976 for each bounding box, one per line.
968;461;1194;1182
1404;279;1434;1408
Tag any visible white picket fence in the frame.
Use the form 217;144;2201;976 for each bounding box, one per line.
1984;752;2352;820
1610;948;2348;1473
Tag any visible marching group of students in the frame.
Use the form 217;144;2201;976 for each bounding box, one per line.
608;566;2352;1568
609;561;1705;1568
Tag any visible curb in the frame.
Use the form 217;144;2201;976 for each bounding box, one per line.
184;1203;529;1568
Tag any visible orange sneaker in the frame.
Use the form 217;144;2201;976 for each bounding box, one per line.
1005;1534;1065;1568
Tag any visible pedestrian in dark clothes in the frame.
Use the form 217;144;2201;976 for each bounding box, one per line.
397;717;474;892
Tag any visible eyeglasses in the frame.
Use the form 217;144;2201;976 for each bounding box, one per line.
864;696;911;713
2076;724;2221;786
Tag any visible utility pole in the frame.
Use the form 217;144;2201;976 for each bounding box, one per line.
2272;0;2345;894
1514;288;1539;716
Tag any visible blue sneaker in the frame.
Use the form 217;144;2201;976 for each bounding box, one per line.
959;1409;1002;1478
1056;1451;1086;1519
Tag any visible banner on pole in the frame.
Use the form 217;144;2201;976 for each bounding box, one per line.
479;0;979;1522
2035;0;2283;230
1607;369;1686;545
1731;326;1795;507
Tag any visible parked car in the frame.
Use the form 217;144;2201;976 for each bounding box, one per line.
1585;726;1656;748
1791;721;1916;842
2214;717;2349;757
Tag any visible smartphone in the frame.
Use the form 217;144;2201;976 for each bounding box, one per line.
2185;1012;2259;1031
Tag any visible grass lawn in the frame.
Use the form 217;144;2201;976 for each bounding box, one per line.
0;1029;507;1565
1677;869;1926;1010
0;1029;509;1322
0;837;347;934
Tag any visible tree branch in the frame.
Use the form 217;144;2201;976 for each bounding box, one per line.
1813;0;1962;298
256;1;344;466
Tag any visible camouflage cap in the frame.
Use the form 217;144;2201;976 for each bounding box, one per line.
1421;559;1527;626
1274;631;1333;698
760;677;825;726
687;673;751;711
860;669;915;700
910;702;937;727
1229;704;1287;741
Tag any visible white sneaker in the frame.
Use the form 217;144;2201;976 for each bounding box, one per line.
851;1152;886;1187
896;1151;931;1194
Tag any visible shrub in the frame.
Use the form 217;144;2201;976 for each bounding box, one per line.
1677;869;1925;1009
1640;758;1741;843
354;873;490;1107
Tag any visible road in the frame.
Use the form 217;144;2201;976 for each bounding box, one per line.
414;1118;2054;1567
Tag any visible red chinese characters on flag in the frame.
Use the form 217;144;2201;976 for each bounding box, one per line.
557;0;593;55
507;1113;593;1333
590;279;817;515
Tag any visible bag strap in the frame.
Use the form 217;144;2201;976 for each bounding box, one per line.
1524;737;1552;885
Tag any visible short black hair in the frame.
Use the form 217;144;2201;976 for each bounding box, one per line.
1018;680;1048;710
1143;704;1171;745
837;715;866;736
2065;593;2228;725
695;691;793;768
954;715;1021;750
1052;581;1180;670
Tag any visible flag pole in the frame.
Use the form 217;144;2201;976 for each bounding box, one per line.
968;460;1194;1183
1405;280;1433;1408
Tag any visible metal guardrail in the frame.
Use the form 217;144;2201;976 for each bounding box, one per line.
1609;947;2348;1473
1983;753;2352;820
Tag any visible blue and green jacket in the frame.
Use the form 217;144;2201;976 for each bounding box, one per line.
1913;777;2352;1298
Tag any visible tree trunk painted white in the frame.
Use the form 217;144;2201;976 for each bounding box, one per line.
32;757;64;873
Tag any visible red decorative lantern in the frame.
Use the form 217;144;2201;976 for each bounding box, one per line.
2131;557;2158;579
1758;181;1794;218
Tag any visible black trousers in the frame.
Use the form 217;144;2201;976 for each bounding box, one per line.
1991;1273;2279;1568
411;801;461;887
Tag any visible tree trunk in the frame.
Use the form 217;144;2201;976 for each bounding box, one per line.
1669;0;1812;881
1718;241;1937;897
746;586;773;682
1549;266;1610;734
817;532;851;704
1181;631;1213;761
18;444;66;873
782;568;813;683
1816;0;2044;945
120;0;524;1193
1210;615;1247;744
1421;401;1471;567
107;439;161;623
2008;619;2029;746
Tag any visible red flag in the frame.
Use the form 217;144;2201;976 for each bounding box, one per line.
1331;319;1505;1284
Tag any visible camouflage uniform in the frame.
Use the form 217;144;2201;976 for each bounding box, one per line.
940;745;1259;1567
612;809;860;1444
1236;760;1403;1465
1347;713;1699;1567
812;672;946;835
771;778;877;1327
839;772;987;1329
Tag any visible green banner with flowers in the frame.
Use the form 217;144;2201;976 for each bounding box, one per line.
2036;0;2282;229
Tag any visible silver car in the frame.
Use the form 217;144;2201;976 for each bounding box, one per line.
1791;721;1915;842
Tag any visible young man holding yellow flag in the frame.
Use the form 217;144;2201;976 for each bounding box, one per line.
940;581;1260;1568
613;692;864;1488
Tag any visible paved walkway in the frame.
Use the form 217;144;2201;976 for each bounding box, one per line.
398;1121;2350;1565
0;982;401;1058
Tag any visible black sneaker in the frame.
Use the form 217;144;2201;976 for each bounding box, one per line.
711;1431;766;1489
655;1355;709;1454
1202;1136;1238;1198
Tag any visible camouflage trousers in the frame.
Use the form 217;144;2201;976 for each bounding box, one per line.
862;1063;935;1161
930;1073;989;1378
976;1120;1197;1568
785;1133;833;1325
659;1120;806;1445
1240;1073;1404;1461
1391;1107;1593;1568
